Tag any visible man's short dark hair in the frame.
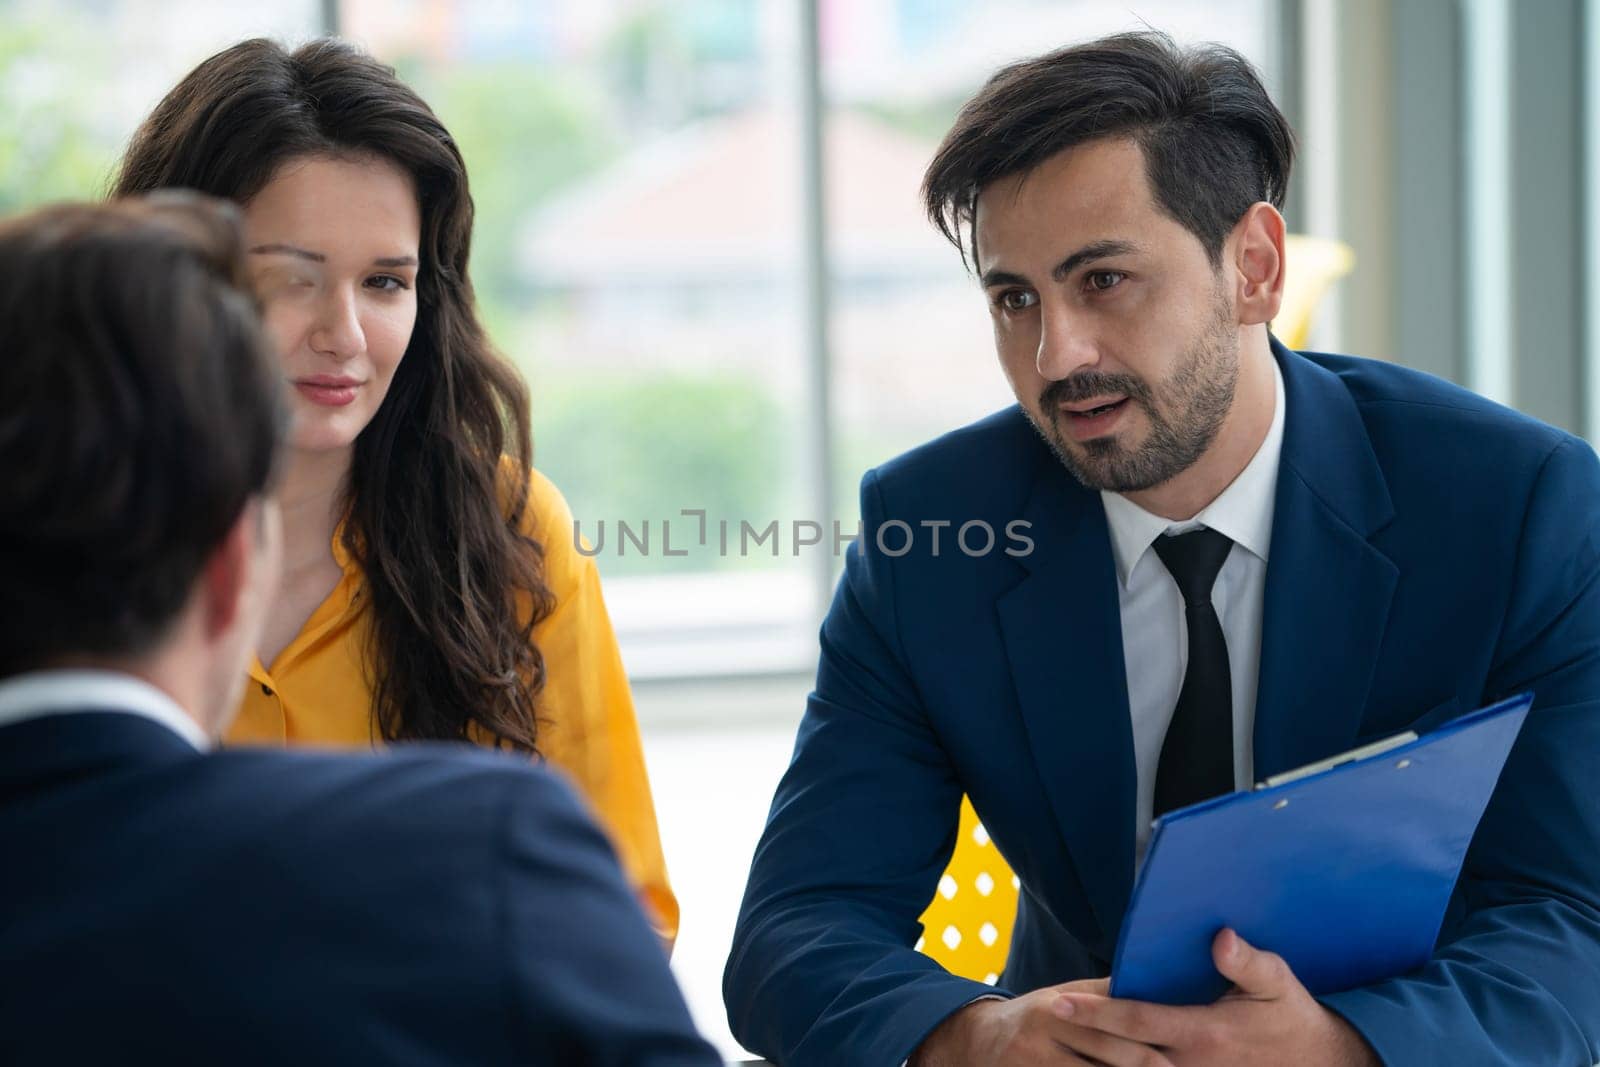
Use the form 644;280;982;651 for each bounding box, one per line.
923;31;1296;270
0;195;287;676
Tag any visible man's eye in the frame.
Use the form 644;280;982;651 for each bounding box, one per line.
1087;271;1125;292
998;289;1038;312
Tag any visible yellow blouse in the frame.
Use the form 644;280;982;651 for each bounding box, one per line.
229;468;678;942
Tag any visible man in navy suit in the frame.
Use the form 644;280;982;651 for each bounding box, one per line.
726;31;1600;1067
0;197;720;1066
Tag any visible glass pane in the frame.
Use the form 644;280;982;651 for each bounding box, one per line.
344;1;814;677
0;0;321;213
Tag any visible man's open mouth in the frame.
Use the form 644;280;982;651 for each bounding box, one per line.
1067;398;1130;419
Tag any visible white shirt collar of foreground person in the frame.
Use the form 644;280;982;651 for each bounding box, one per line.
1097;354;1286;867
0;669;210;751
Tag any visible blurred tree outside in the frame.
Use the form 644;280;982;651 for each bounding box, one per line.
394;3;785;580
0;10;118;213
397;56;620;343
858;95;966;145
530;370;787;577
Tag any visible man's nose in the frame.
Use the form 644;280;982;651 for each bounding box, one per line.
1035;304;1097;381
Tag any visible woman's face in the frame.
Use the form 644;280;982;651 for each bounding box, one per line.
243;154;422;456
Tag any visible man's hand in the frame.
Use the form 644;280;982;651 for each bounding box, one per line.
911;978;1175;1066
1054;930;1381;1067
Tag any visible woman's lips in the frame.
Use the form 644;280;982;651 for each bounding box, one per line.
293;379;360;407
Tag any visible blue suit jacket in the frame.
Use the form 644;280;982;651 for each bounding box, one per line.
0;708;719;1066
726;343;1600;1066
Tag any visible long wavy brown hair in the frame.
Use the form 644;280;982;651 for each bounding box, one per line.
112;37;555;752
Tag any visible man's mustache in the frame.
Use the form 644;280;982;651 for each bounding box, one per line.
1040;373;1152;409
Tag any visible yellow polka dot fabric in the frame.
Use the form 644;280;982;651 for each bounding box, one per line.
916;796;1019;985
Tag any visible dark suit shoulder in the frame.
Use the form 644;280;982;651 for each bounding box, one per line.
194;744;582;868
1301;350;1573;463
142;745;593;947
866;405;1047;518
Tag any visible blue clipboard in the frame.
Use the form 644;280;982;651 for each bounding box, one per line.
1109;691;1533;1005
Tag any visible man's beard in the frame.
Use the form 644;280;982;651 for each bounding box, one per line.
1028;296;1238;493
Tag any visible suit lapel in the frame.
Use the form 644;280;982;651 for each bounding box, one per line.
997;461;1135;950
1253;344;1399;780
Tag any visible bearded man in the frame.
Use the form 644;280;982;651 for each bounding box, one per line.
725;30;1600;1067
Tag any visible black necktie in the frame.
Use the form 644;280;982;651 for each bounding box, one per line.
1152;527;1235;816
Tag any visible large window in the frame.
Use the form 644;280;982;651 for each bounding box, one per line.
345;2;818;679
341;0;1280;685
2;0;1279;688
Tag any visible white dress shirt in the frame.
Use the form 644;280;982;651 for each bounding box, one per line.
1100;357;1286;867
0;669;209;750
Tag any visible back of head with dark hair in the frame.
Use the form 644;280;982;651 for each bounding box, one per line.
923;31;1296;269
0;195;286;677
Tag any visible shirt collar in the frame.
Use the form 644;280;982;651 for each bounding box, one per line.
0;669;210;750
330;516;354;570
1100;355;1286;588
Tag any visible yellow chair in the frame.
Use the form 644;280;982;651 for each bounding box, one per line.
916;234;1355;982
914;797;1022;985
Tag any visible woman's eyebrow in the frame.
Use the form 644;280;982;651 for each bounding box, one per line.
249;244;416;269
248;242;324;262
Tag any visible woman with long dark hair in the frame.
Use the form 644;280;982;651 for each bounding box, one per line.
112;37;677;942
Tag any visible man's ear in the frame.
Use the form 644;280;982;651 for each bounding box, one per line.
199;505;255;641
1230;202;1286;327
